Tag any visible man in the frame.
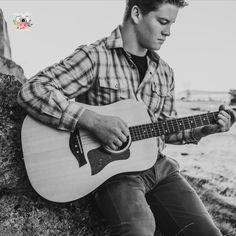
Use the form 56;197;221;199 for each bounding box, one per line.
18;0;236;235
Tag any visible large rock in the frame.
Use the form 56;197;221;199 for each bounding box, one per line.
0;8;11;60
0;73;27;190
0;56;27;84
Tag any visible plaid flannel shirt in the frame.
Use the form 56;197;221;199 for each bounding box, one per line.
18;26;200;153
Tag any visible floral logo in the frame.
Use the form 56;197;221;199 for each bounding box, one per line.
13;14;33;29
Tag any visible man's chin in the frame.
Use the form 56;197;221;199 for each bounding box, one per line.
149;43;162;51
149;46;161;51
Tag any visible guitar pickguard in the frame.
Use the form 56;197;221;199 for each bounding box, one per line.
87;147;130;175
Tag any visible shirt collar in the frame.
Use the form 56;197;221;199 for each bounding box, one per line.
106;26;160;64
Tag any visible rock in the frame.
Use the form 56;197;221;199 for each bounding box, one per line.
0;193;109;236
0;8;11;60
0;57;27;84
0;73;27;190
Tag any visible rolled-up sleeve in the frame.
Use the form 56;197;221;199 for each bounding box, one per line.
17;45;95;132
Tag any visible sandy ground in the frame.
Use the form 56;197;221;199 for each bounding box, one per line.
163;100;236;206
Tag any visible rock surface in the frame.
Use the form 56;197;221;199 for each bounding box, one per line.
0;57;27;84
0;73;27;191
0;8;11;60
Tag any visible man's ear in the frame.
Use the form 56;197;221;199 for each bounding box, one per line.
130;5;142;24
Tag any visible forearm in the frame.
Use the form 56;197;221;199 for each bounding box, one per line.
164;127;202;145
17;77;86;132
17;46;95;132
75;109;97;131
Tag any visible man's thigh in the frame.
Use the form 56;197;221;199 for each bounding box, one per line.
146;172;221;236
94;174;155;236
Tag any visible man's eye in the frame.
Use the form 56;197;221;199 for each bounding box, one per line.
158;20;168;25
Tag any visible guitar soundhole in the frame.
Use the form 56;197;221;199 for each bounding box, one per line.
119;136;130;150
103;135;131;154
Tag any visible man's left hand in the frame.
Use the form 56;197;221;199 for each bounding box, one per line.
201;105;236;136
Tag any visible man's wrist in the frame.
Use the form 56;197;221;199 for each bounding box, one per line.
193;126;216;139
76;109;97;131
192;126;208;139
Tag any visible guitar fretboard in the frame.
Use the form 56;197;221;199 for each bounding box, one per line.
129;109;235;141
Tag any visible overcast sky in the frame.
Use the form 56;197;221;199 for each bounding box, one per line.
1;0;236;92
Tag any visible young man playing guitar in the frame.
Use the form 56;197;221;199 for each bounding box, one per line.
18;0;236;235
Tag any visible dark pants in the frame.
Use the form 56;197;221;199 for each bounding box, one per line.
94;154;222;236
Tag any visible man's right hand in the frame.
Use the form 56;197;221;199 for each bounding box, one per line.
76;109;130;151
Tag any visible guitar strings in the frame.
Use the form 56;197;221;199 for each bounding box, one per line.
129;111;218;141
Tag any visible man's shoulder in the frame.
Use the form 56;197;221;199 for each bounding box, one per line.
80;36;111;54
77;26;122;56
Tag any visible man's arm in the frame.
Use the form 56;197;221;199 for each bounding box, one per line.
17;46;95;132
157;67;236;144
18;46;130;151
194;105;236;138
165;105;236;144
76;110;130;151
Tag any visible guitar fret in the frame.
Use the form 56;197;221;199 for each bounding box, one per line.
162;120;169;134
174;119;180;132
150;124;158;137
183;117;191;129
193;116;198;128
154;123;161;136
195;115;203;127
160;121;166;134
188;117;197;129
210;112;217;123
177;118;185;131
166;119;175;133
201;114;209;125
206;113;211;124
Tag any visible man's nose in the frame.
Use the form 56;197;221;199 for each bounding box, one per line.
162;25;171;37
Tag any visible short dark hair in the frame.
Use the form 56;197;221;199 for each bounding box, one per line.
123;0;188;21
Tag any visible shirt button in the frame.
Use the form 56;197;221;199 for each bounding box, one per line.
114;84;118;88
131;64;135;69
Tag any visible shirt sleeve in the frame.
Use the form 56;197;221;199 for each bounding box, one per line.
17;45;95;132
158;67;202;145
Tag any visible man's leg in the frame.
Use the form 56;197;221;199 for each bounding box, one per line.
94;174;156;236
146;171;222;236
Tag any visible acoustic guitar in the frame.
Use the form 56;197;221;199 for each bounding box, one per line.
21;99;235;202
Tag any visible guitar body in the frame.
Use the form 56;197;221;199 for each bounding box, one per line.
21;100;157;202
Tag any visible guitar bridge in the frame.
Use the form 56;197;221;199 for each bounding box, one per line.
69;130;87;167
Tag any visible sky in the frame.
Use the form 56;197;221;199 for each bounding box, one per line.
0;0;236;93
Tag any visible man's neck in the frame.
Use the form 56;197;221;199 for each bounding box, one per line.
120;23;148;57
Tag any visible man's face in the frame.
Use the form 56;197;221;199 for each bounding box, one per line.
135;3;179;51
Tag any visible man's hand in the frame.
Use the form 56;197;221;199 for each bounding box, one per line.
201;105;236;136
77;109;130;151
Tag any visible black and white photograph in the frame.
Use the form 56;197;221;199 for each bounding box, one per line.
0;0;236;235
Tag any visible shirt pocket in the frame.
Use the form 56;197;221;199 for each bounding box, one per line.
98;76;121;104
142;81;170;116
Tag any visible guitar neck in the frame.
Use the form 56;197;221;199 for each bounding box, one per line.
129;108;236;141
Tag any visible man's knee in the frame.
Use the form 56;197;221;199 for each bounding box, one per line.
129;219;155;236
110;218;155;236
